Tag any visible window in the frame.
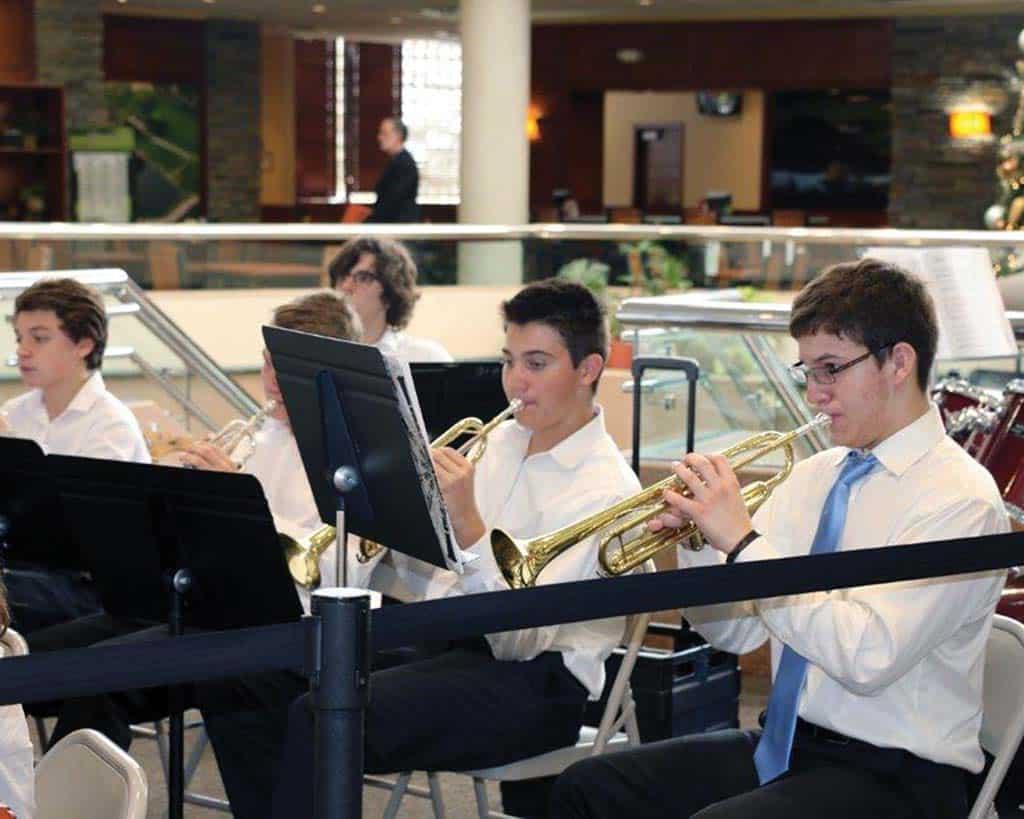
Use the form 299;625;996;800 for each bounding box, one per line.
401;39;461;204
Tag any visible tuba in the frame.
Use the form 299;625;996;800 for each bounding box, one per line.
491;413;831;589
285;400;523;587
151;400;278;468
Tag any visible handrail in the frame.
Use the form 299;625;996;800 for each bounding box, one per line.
0;268;259;419
1;221;1024;246
618;292;1024;338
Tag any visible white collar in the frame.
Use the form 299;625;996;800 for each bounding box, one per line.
832;404;946;477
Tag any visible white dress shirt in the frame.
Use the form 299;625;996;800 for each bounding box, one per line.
1;372;150;463
371;408;641;699
0;647;34;819
245;417;369;614
376;328;453;364
680;405;1009;772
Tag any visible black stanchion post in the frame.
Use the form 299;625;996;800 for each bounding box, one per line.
311;591;371;819
167;568;192;819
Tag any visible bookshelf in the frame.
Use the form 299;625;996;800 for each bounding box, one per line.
0;83;67;221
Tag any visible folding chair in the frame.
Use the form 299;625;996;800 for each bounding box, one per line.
378;608;651;819
969;614;1024;819
36;728;148;819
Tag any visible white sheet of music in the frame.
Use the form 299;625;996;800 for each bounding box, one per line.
864;246;1017;360
382;353;465;574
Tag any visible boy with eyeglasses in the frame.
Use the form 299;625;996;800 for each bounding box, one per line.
552;258;1009;819
328;236;452;363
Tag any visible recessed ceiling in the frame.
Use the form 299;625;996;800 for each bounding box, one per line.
101;0;1024;41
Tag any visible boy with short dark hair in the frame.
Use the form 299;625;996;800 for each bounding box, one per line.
197;279;642;819
552;258;1009;819
2;277;148;462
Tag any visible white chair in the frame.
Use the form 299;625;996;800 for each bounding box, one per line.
35;728;148;819
376;610;651;819
969;614;1024;819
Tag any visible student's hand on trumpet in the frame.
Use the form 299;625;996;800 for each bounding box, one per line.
432;447;486;549
649;452;753;555
180;440;239;473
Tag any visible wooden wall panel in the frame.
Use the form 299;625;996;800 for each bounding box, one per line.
530;19;892;211
103;15;205;85
356;42;398;193
294;38;335;199
0;0;35;83
261;28;296;206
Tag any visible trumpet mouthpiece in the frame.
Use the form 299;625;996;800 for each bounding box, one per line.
508;398;524;415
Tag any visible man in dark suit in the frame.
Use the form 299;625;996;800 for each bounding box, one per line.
366;117;420;223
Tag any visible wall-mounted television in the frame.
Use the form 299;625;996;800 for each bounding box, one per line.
697;91;742;117
769;89;891;210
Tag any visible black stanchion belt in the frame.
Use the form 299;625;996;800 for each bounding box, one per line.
0;531;1019;707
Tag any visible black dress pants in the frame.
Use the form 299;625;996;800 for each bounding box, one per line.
200;644;587;819
550;725;970;819
28;617;190;750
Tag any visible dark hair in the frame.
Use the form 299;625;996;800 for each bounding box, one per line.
789;257;938;391
386;117;408;142
15;278;108;370
272;290;360;341
501;279;608;387
327;237;421;329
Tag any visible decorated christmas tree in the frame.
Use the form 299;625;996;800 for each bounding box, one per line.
985;28;1024;277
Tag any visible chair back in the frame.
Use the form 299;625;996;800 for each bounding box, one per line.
0;628;28;659
36;729;148;819
968;614;1024;819
591;559;657;754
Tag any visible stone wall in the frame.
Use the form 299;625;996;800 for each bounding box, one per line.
34;0;107;131
890;16;1024;228
205;20;261;222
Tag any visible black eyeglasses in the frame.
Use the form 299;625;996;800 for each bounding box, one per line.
344;269;378;285
789;343;894;386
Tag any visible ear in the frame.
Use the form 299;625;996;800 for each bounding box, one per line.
887;341;918;387
577;352;605;388
73;336;95;365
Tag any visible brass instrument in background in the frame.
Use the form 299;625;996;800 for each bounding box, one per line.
491;413;832;589
286;399;524;587
151;400;278;468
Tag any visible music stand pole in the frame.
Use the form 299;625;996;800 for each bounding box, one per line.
167;568;192;819
312;591;370;819
333;467;359;588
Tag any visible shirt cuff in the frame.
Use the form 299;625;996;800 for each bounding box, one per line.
457;530;505;595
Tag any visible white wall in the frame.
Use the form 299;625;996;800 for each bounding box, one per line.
603;90;764;211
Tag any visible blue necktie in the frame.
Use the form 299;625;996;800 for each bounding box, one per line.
752;450;879;785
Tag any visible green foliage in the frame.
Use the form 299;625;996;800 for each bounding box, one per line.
615;240;691;295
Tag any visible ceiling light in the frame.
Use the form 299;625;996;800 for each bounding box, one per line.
312;2;325;12
390;15;403;24
616;48;644;64
638;0;654;6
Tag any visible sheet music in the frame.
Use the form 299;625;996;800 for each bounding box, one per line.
864;246;1017;360
382;353;465;573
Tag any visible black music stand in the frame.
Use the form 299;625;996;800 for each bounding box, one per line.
263;327;456;582
410;359;506;442
0;438;76;571
42;454;300;819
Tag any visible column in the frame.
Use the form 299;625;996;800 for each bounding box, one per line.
457;0;530;284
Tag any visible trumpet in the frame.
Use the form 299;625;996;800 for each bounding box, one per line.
287;400;523;586
491;413;831;589
151;400;278;468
